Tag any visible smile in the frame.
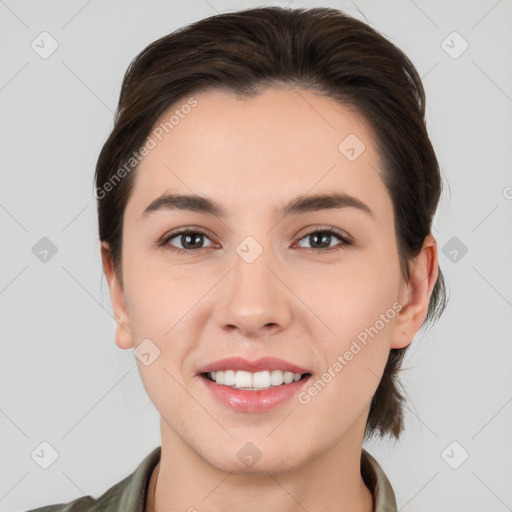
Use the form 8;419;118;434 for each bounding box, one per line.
205;369;309;390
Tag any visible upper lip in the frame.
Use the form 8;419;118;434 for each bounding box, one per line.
197;356;312;375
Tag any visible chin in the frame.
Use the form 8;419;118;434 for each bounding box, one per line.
203;443;310;476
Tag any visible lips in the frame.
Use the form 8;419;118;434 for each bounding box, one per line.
196;356;312;375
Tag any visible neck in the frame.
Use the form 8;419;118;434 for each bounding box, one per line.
148;414;373;512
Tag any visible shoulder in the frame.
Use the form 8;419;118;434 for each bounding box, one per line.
361;449;398;512
24;495;96;512
25;446;161;512
26;496;97;512
24;475;132;512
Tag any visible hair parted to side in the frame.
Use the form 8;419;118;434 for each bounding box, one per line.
95;6;448;440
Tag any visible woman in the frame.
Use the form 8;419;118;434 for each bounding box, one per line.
29;5;447;512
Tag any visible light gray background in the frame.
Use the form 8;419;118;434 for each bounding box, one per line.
1;0;511;511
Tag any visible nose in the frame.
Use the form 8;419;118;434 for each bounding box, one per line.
213;244;292;339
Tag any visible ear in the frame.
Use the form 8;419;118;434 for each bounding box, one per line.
101;241;134;350
391;234;439;349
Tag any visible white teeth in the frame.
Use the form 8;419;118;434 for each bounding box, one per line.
253;371;270;388
284;372;294;384
235;370;253;388
208;370;305;390
224;370;236;386
270;370;284;386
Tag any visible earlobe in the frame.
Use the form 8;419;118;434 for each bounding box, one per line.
100;241;134;350
390;234;439;349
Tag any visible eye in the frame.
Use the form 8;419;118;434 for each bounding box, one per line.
159;227;352;256
295;228;352;252
160;229;214;255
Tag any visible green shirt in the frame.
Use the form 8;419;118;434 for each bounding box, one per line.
27;446;397;511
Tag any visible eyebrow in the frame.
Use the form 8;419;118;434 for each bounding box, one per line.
139;191;374;220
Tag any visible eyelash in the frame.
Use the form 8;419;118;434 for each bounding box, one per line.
158;227;352;256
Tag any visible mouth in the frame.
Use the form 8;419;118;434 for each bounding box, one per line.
201;370;312;391
199;369;313;413
196;356;313;391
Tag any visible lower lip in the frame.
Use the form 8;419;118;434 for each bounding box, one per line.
199;374;312;413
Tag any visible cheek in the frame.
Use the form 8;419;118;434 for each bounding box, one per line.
122;264;198;413
121;253;214;394
299;275;398;425
122;245;205;335
304;252;400;334
308;254;400;381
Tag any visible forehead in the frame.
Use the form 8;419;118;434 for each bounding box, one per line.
125;87;391;221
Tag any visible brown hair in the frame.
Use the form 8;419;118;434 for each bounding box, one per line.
95;6;448;440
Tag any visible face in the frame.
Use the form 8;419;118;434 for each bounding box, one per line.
103;87;433;474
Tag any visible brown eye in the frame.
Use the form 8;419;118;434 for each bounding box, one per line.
296;229;352;252
162;230;213;254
